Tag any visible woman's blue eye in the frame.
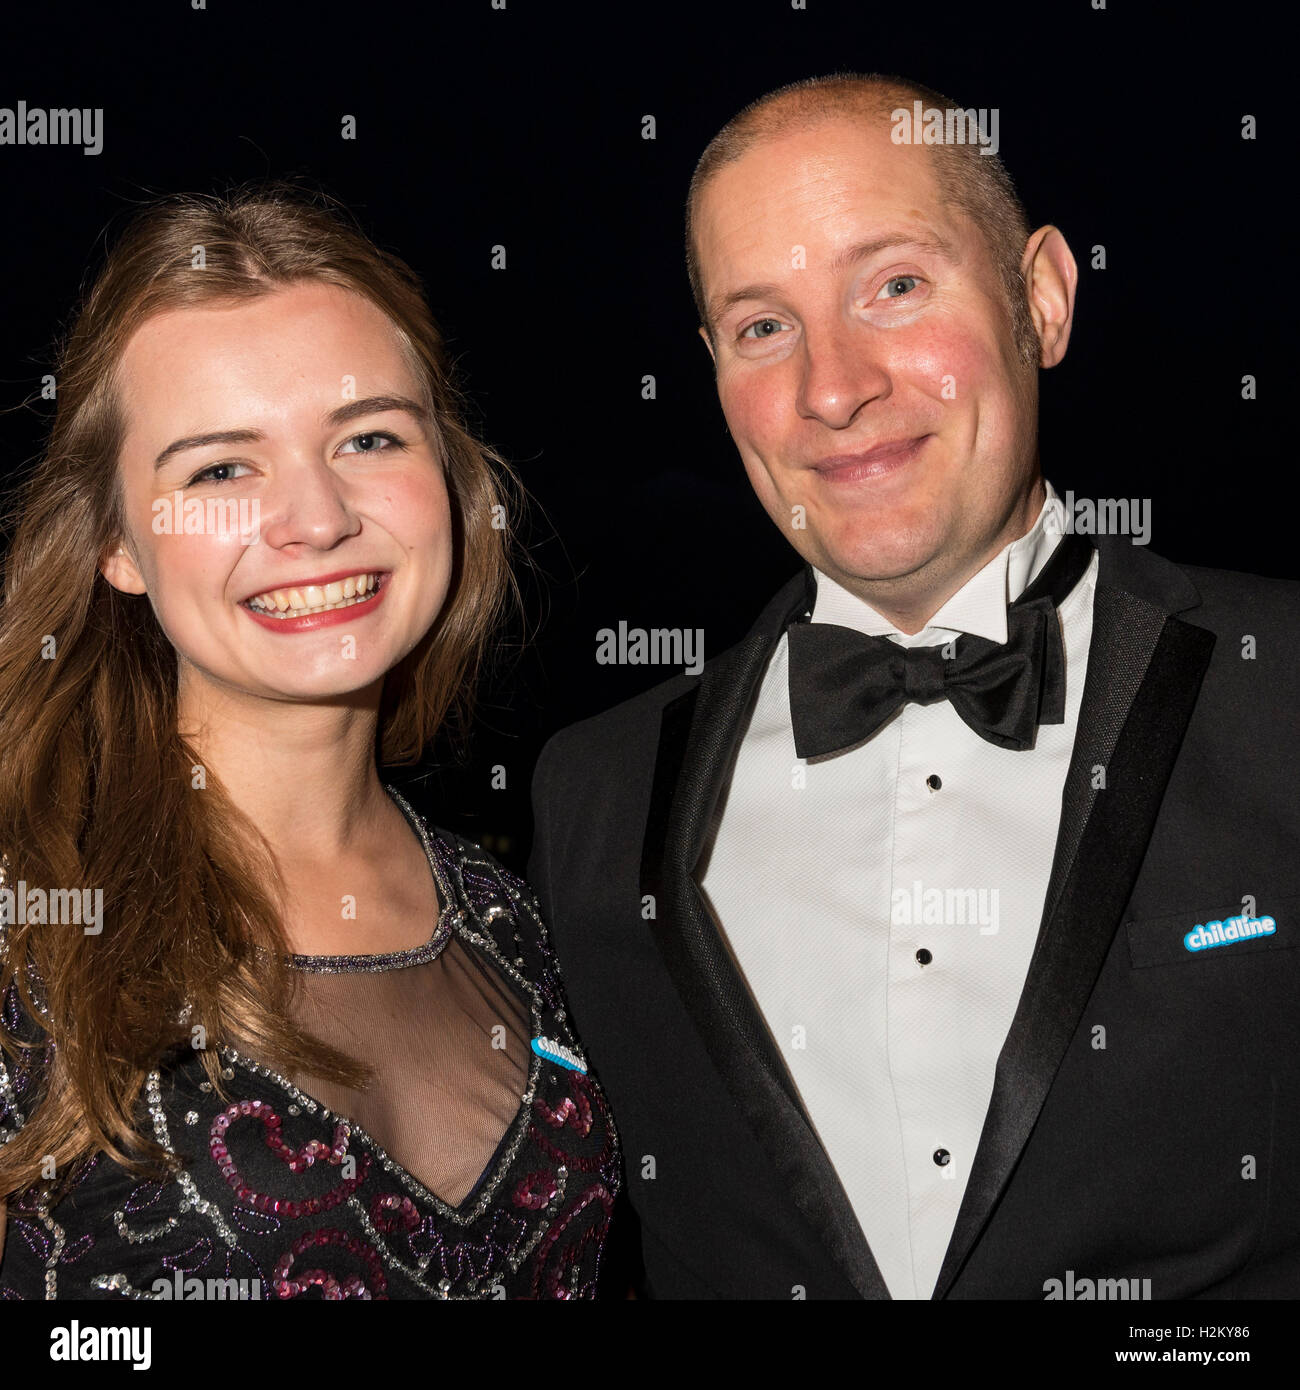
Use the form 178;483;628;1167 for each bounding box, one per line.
740;318;786;340
337;430;404;455
879;275;919;299
187;461;248;486
185;430;404;485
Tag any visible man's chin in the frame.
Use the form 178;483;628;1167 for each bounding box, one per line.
811;526;948;589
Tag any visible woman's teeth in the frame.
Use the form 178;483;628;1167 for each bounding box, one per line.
245;572;383;617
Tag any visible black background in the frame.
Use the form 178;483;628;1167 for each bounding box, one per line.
0;1;1285;868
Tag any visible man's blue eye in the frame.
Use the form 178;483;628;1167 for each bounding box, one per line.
880;276;919;299
740;318;785;340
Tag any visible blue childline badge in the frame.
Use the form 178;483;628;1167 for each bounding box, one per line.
530;1036;588;1073
1184;913;1276;953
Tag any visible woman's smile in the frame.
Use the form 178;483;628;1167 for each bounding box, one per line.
239;569;392;632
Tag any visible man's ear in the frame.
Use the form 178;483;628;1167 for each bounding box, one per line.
697;323;717;365
100;542;147;596
1021;225;1077;368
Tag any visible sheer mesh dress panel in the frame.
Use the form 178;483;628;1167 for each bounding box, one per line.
281;934;530;1208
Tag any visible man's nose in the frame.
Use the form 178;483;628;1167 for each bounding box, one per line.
795;320;891;430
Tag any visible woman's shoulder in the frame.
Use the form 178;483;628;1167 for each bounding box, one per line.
1;859;59;1150
418;822;570;1006
430;825;538;907
0;856;52;1047
0;971;53;1150
426;823;548;933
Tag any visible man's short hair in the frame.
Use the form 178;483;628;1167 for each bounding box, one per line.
685;72;1039;366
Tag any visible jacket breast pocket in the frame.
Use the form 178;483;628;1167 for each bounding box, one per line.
1126;894;1299;969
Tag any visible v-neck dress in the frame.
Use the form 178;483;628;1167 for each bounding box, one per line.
0;788;622;1300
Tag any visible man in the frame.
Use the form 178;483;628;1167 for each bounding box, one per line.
528;73;1299;1298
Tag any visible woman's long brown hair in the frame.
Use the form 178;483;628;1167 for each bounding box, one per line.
0;183;519;1199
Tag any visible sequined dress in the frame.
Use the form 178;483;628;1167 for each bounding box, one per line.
0;787;622;1300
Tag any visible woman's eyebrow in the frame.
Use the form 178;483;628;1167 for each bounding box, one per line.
153;394;430;470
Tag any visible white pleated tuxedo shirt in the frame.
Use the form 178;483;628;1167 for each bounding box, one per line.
697;480;1098;1299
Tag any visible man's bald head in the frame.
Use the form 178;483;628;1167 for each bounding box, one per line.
686;72;1038;365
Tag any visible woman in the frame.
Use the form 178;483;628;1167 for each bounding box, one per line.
0;185;620;1300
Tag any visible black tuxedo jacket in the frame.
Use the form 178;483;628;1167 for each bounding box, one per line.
528;534;1300;1298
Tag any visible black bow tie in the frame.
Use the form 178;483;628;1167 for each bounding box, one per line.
786;531;1094;758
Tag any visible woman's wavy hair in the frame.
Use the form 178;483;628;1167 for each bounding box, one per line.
0;181;521;1198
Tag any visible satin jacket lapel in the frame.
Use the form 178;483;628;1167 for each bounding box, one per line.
932;535;1216;1297
641;570;890;1299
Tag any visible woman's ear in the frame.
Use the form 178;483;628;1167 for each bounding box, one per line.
100;542;148;596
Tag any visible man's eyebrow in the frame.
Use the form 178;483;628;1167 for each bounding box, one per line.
829;233;958;274
153;393;430;469
706;234;959;327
